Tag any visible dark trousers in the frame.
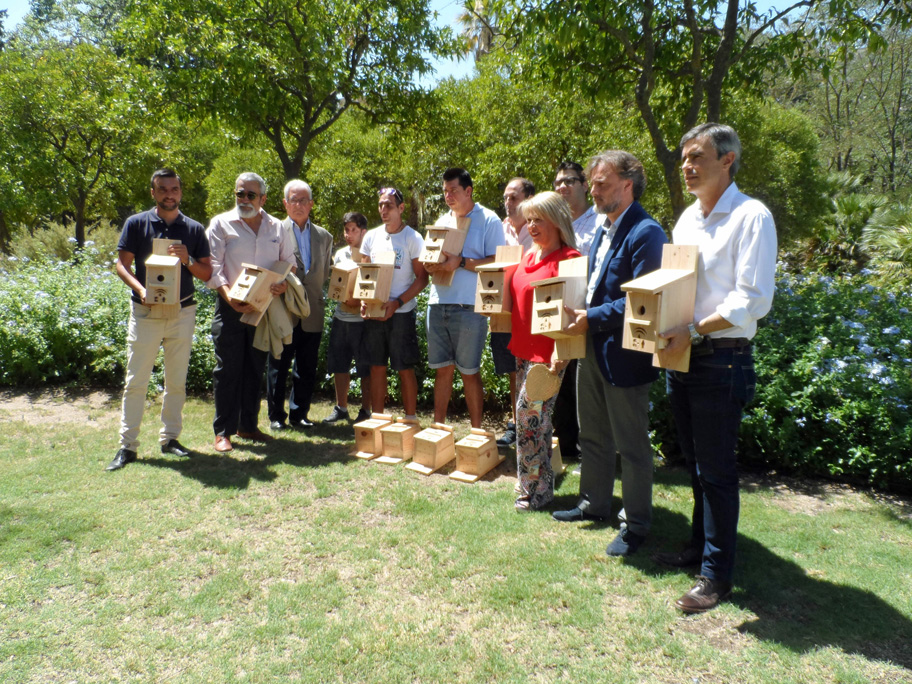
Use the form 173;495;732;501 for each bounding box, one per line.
667;345;756;584
212;298;267;437
266;326;322;423
553;358;580;459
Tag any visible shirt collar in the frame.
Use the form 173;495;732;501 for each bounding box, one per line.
699;182;739;219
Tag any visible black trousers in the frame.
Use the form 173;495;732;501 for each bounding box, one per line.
266;325;322;423
211;298;267;437
552;358;580;459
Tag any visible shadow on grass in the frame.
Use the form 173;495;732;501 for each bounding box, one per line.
625;468;912;672
139;428;353;489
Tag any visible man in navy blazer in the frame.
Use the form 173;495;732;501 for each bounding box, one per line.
554;150;667;558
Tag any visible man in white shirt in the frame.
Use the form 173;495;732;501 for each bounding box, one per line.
207;172;296;453
656;123;777;613
424;168;505;428
360;187;428;419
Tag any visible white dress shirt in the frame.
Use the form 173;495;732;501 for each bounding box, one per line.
585;205;628;305
206;207;295;290
673;183;777;340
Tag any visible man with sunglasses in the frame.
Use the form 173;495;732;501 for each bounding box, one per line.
266;180;333;431
206;172;295;453
359;187;428;418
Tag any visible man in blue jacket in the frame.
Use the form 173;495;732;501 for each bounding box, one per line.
553;150;667;557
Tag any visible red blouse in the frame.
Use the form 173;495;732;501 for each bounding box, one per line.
508;245;582;363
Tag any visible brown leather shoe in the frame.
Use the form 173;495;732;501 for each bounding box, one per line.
675;576;732;614
237;429;274;443
214;435;233;453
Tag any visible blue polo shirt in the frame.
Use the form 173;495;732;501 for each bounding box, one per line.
117;208;209;305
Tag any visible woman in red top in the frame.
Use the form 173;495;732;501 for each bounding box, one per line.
506;191;581;512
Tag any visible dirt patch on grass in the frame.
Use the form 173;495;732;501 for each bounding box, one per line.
0;387;120;425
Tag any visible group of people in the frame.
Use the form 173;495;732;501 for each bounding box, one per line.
106;122;776;614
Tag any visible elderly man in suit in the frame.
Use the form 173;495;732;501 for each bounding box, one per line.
555;150;667;558
266;179;334;430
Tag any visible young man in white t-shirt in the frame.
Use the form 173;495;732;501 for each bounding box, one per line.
323;212;372;424
359;187;428;418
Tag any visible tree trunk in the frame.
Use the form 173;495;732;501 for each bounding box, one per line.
0;208;11;254
74;195;86;249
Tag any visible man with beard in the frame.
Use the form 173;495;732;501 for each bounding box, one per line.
107;168;212;471
206;172;295;453
554;151;667;559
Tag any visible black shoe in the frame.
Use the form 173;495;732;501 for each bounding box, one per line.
161;439;191;457
552;498;604;522
106;448;137;471
294;417;314;429
269;420;287;431
323;405;349;424
354;408;371;423
496;422;517;447
653;544;703;568
606;528;645;557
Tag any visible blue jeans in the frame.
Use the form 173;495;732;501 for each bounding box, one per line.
667;345;756;583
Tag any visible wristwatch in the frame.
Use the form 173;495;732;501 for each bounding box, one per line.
396;297;405;308
459;256;467;269
186;255;196;268
687;323;704;346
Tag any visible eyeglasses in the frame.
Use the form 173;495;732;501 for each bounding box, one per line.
553;177;584;189
286;197;312;205
378;187;404;204
235;190;260;201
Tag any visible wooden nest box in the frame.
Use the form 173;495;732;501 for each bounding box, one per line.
450;428;504;483
227;260;294;326
352;412;394;459
530;255;588;360
328;262;360;304
375;418;422;465
419;216;470;287
355;251;396;319
475;244;523;315
620;244;699;372
406;423;456;476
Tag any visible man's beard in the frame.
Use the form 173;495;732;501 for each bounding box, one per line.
237;203;258;219
156;199;178;211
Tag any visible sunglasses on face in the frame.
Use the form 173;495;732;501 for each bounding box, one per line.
235;190;260;201
553;177;583;189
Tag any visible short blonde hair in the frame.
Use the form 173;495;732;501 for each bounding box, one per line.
520;191;577;250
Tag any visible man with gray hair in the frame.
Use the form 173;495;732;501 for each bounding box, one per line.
206;172;295;453
266;179;333;430
655;123;776;613
555;151;667;559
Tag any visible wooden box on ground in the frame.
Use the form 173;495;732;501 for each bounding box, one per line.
551;437;564;475
227;260;294;326
420;216;470;288
450;428;504;483
530;255;588;359
475;244;524;314
620;244;699;372
356;251;396;319
352;412;394;459
406;423;455;475
375;418;421;465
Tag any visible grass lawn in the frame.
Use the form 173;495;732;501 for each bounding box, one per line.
1;389;911;683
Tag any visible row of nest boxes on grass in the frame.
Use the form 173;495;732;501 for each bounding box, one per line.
351;413;565;483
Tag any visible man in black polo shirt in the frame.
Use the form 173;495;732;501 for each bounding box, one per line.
106;168;212;471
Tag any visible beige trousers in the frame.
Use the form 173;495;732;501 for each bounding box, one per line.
119;302;196;451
